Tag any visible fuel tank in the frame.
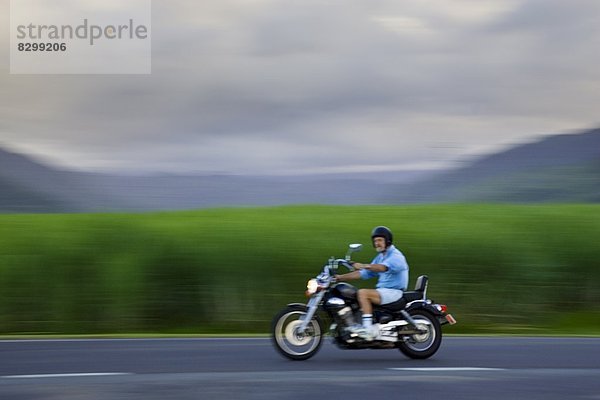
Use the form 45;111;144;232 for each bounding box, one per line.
330;283;358;301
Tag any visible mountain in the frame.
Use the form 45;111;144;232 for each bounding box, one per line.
1;128;598;213
0;175;67;212
0;147;431;212
391;128;600;203
0;148;142;212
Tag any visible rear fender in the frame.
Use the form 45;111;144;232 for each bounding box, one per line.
405;301;443;317
406;301;455;326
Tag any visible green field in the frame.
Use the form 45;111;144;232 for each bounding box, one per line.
0;205;599;336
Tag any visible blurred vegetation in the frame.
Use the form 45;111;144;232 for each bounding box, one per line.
0;204;599;335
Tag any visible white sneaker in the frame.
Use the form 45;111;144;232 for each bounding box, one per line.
369;325;380;339
347;324;375;341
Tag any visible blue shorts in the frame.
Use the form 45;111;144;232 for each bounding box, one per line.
377;288;404;305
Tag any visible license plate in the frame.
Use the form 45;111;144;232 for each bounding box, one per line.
445;314;457;325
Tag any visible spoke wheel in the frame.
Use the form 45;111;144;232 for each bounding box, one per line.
272;305;323;360
398;310;442;359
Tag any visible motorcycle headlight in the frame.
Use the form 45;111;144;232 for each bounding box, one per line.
306;278;319;295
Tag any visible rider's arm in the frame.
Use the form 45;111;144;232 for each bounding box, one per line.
334;270;362;281
354;263;388;272
336;263;388;281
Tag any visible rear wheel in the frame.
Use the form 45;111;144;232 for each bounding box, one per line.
397;310;442;359
271;305;324;360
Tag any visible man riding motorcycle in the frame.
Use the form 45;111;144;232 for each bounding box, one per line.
334;226;409;340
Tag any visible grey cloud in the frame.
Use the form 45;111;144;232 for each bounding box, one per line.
2;0;600;174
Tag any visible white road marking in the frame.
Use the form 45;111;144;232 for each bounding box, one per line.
0;337;267;343
2;372;133;379
389;367;506;372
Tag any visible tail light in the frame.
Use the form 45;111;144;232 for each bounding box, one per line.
435;304;448;314
436;304;457;325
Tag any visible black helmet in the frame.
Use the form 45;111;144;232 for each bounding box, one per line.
371;226;393;247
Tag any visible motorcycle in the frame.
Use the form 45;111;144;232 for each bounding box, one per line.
272;243;456;360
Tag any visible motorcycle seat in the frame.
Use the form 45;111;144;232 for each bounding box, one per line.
377;297;407;312
377;291;424;312
403;290;425;302
376;275;429;312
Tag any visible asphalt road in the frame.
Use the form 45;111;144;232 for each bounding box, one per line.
1;336;599;400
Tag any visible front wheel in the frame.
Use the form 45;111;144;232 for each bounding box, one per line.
397;310;442;359
271;305;324;360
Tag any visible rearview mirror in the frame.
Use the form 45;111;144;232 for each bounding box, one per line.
345;243;362;260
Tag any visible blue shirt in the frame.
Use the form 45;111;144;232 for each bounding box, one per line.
359;245;409;290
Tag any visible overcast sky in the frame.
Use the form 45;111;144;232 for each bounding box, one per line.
1;0;599;175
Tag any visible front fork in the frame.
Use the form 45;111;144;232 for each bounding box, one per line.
298;291;325;333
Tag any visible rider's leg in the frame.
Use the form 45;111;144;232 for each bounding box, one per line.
357;289;382;329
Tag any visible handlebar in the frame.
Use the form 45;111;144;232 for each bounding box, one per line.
336;259;355;271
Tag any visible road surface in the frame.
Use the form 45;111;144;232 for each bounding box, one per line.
1;336;599;399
